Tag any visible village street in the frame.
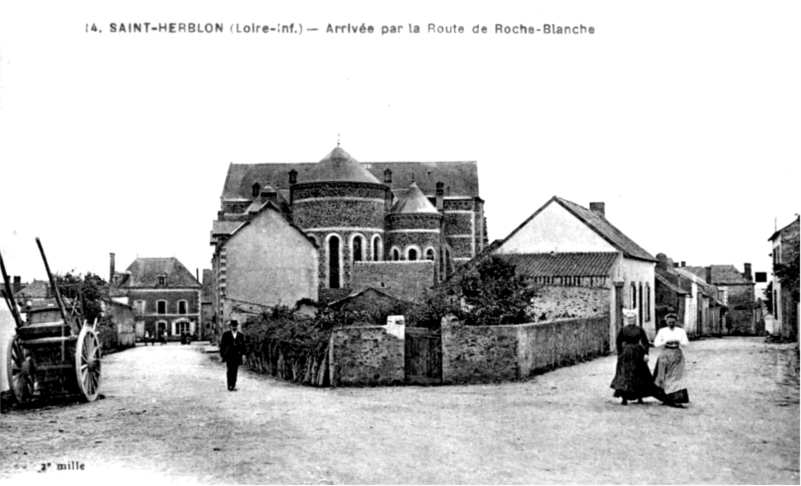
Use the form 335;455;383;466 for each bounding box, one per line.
0;337;798;484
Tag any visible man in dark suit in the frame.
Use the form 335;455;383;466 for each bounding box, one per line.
219;320;246;391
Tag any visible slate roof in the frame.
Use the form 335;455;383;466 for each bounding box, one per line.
554;197;656;262
221;159;479;201
307;146;381;184
497;196;655;262
390;182;439;215
655;272;689;296
768;216;800;241
119;258;201;288
212;221;244;235
496;252;619;277
674;267;723;299
683;265;753;285
15;280;50;299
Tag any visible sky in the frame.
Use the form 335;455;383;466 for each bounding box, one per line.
0;1;798;293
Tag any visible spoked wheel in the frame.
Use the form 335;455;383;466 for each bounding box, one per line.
74;325;101;402
7;335;34;404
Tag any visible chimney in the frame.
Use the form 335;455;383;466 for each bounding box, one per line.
384;168;392;184
251;182;261;198
196;268;199;282
681;261;686;267
705;266;713;284
589;202;605;217
673;262;679;268
656;253;669;271
109;253;116;284
743;263;752;281
435;181;445;211
288;169;298;185
13;276;21;294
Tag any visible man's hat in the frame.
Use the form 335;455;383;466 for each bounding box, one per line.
664;313;678;320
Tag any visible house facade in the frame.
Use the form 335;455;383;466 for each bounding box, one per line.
684;264;756;335
490;197;657;349
110;255;202;341
769;216;800;340
211;201;319;332
210;146;485;321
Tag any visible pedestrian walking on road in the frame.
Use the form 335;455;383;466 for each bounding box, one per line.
653;313;690;407
610;308;657;405
219;320;246;391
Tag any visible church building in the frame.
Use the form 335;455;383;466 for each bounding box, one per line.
210;145;485;325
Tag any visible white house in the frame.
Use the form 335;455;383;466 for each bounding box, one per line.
493;196;657;349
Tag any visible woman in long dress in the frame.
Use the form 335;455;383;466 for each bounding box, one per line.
652;313;690;407
610;309;656;405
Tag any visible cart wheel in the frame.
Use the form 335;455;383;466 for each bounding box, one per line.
7;335;34;404
75;325;101;402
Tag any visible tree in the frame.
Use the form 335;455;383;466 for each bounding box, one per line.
56;271;108;323
774;251;800;302
459;256;539;326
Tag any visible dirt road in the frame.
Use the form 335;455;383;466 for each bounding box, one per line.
1;337;798;484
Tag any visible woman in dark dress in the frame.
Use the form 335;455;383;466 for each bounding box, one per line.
610;309;656;405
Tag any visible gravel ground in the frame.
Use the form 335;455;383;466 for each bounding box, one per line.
0;337;798;484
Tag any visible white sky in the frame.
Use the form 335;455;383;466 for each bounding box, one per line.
0;1;798;291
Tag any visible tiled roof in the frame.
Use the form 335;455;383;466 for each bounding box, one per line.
495;252;619;277
554;197;656;262
221;160;479;201
655;272;689;296
119;258;201;288
390;182;439;215
683;265;752;285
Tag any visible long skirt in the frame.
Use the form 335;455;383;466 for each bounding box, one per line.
653;347;690;403
610;343;656;400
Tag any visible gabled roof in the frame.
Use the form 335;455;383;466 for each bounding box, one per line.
119;258;201;288
390;182;439;215
768;216;800;241
499;196;656;262
221;160;479;201
224;200;319;249
683;265;753;286
496;252;619;277
655;272;689;296
674;267;720;297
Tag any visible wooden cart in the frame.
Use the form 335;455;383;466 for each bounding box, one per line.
2;238;102;404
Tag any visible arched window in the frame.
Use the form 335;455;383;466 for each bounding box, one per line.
372;235;383;261
408;248;418;261
425;248;435;261
391;247;401;261
328;235;341;289
352;235;364;262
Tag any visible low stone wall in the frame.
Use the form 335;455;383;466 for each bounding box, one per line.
329;326;404;386
441;316;609;384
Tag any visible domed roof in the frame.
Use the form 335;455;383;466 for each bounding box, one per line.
308;146;381;184
390;182;440;214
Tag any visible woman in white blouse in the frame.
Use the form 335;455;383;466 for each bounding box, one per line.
653;313;690;407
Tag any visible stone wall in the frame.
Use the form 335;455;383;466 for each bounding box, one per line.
329;326;404;386
529;286;610;322
441;316;610;384
351;261;435;302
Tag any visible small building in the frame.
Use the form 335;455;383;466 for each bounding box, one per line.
110;255;202;341
684;264;756;335
485;196;657;349
674;266;727;337
210;199;319;335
